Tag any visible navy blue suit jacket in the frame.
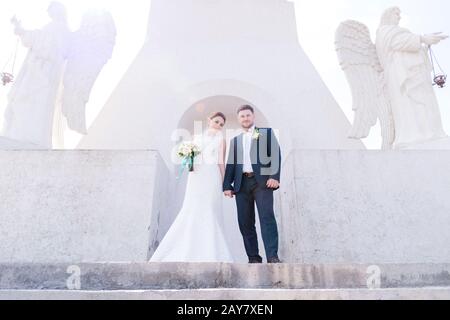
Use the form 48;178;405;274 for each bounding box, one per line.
223;128;281;193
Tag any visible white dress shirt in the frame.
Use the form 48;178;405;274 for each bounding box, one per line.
242;125;255;173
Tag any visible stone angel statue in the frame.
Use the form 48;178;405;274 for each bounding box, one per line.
335;19;395;150
61;9;117;136
335;7;448;150
1;2;116;149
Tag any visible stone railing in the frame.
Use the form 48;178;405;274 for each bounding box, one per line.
0;150;170;263
2;149;449;265
278;150;450;264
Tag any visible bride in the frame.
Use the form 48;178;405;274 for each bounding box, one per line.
149;112;234;263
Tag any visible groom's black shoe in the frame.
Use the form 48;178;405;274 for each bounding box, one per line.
249;256;263;264
267;257;282;264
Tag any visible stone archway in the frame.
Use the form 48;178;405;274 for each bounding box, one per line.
177;95;270;136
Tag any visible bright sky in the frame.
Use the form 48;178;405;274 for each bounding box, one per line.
0;0;449;149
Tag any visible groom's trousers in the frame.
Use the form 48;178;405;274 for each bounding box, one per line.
235;175;279;260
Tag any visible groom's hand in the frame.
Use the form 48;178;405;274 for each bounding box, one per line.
267;179;280;189
224;191;235;198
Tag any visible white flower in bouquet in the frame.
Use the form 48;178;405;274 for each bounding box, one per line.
177;142;201;158
177;142;201;172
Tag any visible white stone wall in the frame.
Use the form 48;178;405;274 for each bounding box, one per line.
2;149;448;264
78;0;363;168
0;150;169;263
278;150;450;264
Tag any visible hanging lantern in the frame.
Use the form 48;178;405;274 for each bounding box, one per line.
1;72;14;86
1;38;19;87
429;46;447;88
434;74;447;88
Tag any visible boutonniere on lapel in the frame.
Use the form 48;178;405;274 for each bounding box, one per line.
252;128;261;141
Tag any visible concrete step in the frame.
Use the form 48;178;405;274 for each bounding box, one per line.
1;288;450;300
1;263;450;291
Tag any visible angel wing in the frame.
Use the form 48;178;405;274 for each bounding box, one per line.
335;20;395;150
61;10;117;135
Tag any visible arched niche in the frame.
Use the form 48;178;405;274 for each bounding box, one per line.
177;95;270;140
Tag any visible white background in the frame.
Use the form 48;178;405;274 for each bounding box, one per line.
0;0;448;149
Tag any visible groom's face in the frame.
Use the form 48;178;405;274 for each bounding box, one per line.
238;110;255;129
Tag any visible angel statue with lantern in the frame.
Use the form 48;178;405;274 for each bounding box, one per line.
336;7;448;150
1;1;116;149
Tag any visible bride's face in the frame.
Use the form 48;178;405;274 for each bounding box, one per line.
209;116;225;131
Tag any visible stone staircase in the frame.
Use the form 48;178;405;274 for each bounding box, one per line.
1;263;450;300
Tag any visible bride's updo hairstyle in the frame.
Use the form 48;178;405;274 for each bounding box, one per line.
209;112;227;123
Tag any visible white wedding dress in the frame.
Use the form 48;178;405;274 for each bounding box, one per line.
150;131;234;263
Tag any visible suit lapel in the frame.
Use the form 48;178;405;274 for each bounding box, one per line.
236;134;244;166
250;127;258;165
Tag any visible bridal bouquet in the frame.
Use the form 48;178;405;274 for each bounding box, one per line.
177;142;201;172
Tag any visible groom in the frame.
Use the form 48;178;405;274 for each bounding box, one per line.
223;105;282;264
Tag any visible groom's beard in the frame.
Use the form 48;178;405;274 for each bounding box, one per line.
242;123;254;130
